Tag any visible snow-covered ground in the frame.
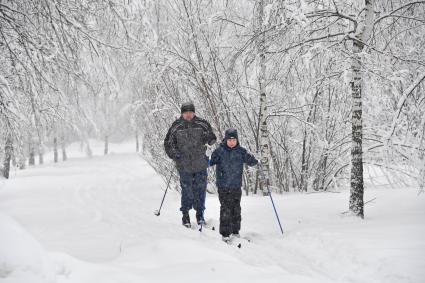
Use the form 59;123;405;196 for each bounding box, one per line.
1;141;424;283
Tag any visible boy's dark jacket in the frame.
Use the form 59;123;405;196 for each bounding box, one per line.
210;129;258;189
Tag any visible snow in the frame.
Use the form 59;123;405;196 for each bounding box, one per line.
1;141;424;283
0;213;55;283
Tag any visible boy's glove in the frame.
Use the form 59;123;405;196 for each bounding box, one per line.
206;145;213;157
254;151;262;162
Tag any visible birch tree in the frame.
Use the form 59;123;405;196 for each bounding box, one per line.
348;0;374;218
256;0;272;195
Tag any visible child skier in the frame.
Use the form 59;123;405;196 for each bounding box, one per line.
209;128;258;242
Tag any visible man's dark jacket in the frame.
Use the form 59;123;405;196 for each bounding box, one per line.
164;116;216;173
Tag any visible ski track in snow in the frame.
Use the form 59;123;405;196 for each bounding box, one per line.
0;141;424;283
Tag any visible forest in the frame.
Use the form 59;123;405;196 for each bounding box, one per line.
1;0;424;218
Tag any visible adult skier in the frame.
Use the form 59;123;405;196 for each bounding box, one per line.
164;102;216;227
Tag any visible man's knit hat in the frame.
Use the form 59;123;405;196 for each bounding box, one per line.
181;102;195;113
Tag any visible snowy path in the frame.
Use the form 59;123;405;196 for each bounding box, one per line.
1;142;424;283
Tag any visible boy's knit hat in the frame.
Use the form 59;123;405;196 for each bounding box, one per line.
224;128;238;140
181;102;195;113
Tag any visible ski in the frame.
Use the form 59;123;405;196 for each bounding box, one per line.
223;238;243;248
222;238;241;248
222;234;251;248
188;218;250;248
197;221;216;232
238;235;252;243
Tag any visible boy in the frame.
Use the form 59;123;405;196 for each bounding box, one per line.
209;128;258;242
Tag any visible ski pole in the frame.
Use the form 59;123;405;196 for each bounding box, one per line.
258;161;284;235
199;210;204;232
154;169;173;216
199;151;213;232
199;180;206;232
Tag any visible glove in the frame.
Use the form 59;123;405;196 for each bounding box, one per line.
173;151;181;161
254;151;262;162
206;145;213;157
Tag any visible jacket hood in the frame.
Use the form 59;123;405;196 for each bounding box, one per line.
221;128;239;150
224;128;238;140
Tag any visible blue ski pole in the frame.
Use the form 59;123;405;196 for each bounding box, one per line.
258;161;284;235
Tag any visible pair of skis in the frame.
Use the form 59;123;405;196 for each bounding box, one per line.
196;221;251;249
153;168;260;249
222;234;251;248
186;220;250;248
183;220;215;231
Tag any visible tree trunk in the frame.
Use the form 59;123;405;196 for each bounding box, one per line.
270;140;285;193
83;135;93;158
349;39;364;218
142;133;147;154
257;0;271;196
349;0;374;218
28;139;35;166
3;135;13;179
313;153;328;191
53;137;58;163
104;135;109;155
61;135;67;161
86;145;93;158
283;156;290;192
18;154;26;170
300;130;309;192
135;129;140;152
254;170;259;194
300;91;319;192
29;85;44;165
38;143;44;165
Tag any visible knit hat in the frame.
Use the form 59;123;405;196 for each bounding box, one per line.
224;128;238;140
181;102;195;113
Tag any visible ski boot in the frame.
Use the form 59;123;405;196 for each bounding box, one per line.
232;232;240;238
196;212;205;226
182;212;191;228
222;234;231;243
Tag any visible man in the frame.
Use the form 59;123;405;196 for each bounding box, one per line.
164;102;216;227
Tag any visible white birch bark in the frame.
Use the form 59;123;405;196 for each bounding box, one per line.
257;0;271;195
349;0;374;218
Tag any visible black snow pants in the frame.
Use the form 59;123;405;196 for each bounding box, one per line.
218;187;242;237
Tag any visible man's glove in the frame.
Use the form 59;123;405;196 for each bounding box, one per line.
173;151;181;161
202;131;216;146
